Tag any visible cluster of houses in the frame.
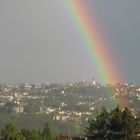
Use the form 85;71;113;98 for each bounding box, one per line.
0;81;139;120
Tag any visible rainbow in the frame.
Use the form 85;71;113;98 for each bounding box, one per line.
59;0;121;84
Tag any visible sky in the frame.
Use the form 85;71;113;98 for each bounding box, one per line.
0;0;140;84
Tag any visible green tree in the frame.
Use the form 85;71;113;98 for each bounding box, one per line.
1;122;25;140
85;106;140;140
109;106;124;139
86;107;109;140
121;107;140;140
21;128;42;140
42;123;52;140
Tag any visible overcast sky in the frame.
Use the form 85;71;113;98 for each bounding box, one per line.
0;0;140;84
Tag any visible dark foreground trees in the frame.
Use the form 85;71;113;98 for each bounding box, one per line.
1;123;25;140
85;106;140;140
0;122;53;140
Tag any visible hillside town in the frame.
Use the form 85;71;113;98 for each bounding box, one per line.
0;80;139;121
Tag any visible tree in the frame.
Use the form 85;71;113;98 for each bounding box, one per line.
21;128;42;140
42;123;53;140
109;106;124;139
121;107;140;140
1;122;25;140
85;106;140;140
86;107;110;140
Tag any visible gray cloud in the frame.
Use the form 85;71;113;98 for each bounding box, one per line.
0;0;140;84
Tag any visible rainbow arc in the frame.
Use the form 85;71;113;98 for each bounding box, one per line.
60;0;121;84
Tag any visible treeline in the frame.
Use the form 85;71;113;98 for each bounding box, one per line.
0;114;84;136
0;122;52;140
0;107;139;140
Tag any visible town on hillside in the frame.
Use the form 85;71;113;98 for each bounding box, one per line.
0;79;139;120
